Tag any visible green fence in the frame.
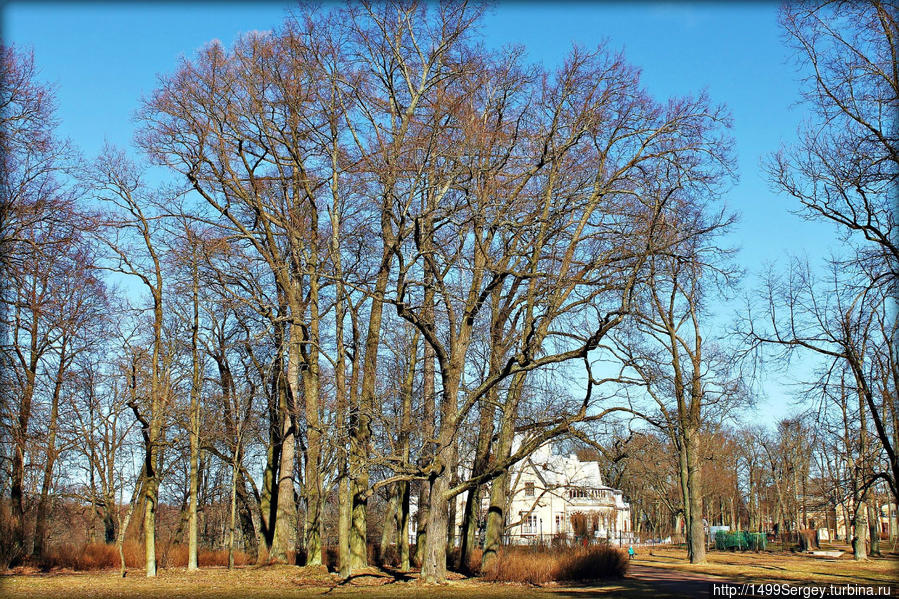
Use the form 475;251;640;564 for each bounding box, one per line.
714;531;767;551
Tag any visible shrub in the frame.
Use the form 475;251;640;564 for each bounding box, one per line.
715;531;766;551
482;544;627;584
39;542;251;570
0;502;24;571
556;545;628;581
40;542;140;570
446;546;482;574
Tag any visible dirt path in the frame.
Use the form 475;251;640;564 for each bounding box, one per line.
625;563;729;598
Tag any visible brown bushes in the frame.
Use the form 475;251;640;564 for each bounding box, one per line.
39;541;140;570
37;542;251;571
0;502;24;570
445;546;482;574
162;543;252;568
481;544;628;584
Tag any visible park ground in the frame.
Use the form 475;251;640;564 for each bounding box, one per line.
1;544;896;598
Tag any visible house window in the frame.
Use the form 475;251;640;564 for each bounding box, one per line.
521;513;537;534
525;481;535;497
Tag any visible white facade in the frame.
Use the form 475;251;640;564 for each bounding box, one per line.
447;439;633;546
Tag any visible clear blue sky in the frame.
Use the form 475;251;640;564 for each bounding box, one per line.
3;1;836;424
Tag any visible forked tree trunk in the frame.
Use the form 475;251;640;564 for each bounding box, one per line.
144;446;160;576
257;345;285;563
420;362;464;583
271;366;296;563
349;241;391;571
481;373;525;571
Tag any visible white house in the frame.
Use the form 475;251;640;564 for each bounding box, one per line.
440;438;633;546
498;439;632;545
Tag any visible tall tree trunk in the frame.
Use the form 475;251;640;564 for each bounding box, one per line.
228;456;239;569
258;382;281;562
349;230;392;571
302;267;324;566
421;443;452;582
398;479;411;570
11;334;39;560
117;465;145;577
271;353;296;563
420;364;464;584
458;328;499;570
685;430;706;564
481;374;525;570
380;486;399;562
187;248;201;571
415;323;436;567
868;501;880;556
33;342;67;557
329;194;351;578
854;385;869;560
396;330;417;571
853;498;869;560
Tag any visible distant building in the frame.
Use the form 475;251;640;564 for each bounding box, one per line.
419;439;633;547
495;439;633;545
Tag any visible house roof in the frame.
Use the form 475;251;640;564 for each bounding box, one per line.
513;437;605;488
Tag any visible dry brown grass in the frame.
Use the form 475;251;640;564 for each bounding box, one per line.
37;542;252;571
0;566;650;599
481;544;628;584
637;545;899;586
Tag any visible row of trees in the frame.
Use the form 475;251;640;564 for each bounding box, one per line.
598;0;898;563
1;0;895;580
595;416;894;554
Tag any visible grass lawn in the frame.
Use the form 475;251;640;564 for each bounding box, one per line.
0;564;663;599
634;543;899;587
4;544;896;598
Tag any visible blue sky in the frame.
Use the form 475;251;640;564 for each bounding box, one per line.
3;1;836;423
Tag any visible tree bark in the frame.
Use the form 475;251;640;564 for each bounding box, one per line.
302;267;324;566
348;204;393;571
117;466;145;577
868;501;880;556
33;341;67;557
271;326;298;564
853;498;868;560
415;290;436;567
187;244;201;571
481;374;525;570
228;456;239;569
685;430;706;564
396;328;418;571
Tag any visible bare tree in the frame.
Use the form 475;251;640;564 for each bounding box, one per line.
610;188;742;564
0;44;79;559
90;148;170;577
761;0;897;507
